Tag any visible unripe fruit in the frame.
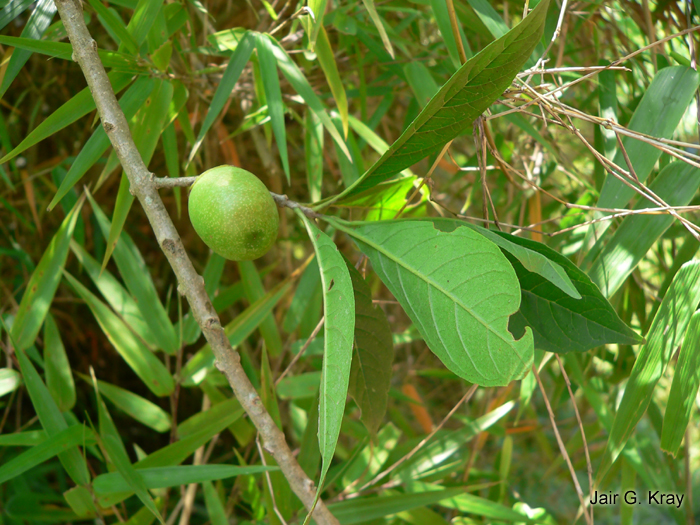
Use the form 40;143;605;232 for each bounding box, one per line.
188;166;279;261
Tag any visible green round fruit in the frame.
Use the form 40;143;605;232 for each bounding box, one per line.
188;165;279;261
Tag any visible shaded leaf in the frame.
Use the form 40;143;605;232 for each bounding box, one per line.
596;261;700;482
43;315;76;412
346;261;394;437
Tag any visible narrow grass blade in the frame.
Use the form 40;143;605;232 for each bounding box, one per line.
2;317;90;485
238;260;283;357
49;75;154;210
63;272;174;397
79;374;171;433
70;240;159;349
346;261;394;438
0;0;56;98
11;195;84;350
203;480;228;525
316;26;349;137
0;425;94;485
126;0;164;46
596;261;700;482
361;0;394;59
297;211;355;509
270;39;351;161
588;162;700;297
43;315;76;412
88;193;178;355
0;0;34;32
94;380;164;524
0;73;132;167
188;31;254;165
305;110;324;202
429;0;471;69
661;311;700;455
336;219;533;386
87;0;139;54
328;0;551;202
94;465;276;494
585;66;700;263
256;32;290;181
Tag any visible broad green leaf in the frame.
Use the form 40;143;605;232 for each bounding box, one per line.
297;212;355;501
94;465;277;494
203;480;228;525
305;110;324;202
0;72;132;164
474;230;643;353
88;193;178;355
43;315;76;411
87;0;139;54
661;311;700;455
180;278;291;386
346;261;394;437
269;39;351;161
337;177;422;222
316;27;349;137
361;0;394;59
4;317;90;485
94;380;163;524
63;271;174;397
256;32;290;181
585;66;700;263
11;195;84;351
336;219;533;386
588;162;700;297
70;240;159;349
103;78;174;270
0;35;143;71
597;261;700;482
0;368;21;397
0;0;56;98
0;425;94;485
49;75;155;211
430;219;579;298
188;31;254;164
80;375;171;433
327;0;551;202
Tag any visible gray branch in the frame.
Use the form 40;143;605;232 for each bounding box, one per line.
153;176;320;218
53;1;338;523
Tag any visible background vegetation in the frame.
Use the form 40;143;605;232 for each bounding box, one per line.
2;0;700;523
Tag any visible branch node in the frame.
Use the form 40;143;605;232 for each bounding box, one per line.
103;121;115;132
177;284;186;296
91;39;97;51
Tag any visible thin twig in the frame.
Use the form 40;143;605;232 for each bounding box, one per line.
53;1;339;523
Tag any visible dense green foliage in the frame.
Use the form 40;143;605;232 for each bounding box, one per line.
2;0;700;523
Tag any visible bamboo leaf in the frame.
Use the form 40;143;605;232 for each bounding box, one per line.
11;195;84;351
588;162;700;297
88;192;179;355
0;425;94;486
49;75;155;211
87;0;139;54
256;32;290;182
346;261;394;438
0;368;21;397
297;212;355;504
316;27;348;137
0;0;56;98
361;0;394;59
328;0;551;202
43;315;76;412
188;31;254;164
661;311;700;455
336;219;533;386
203;480;228;525
596;261;700;482
63;271;174;397
305;110;324;202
